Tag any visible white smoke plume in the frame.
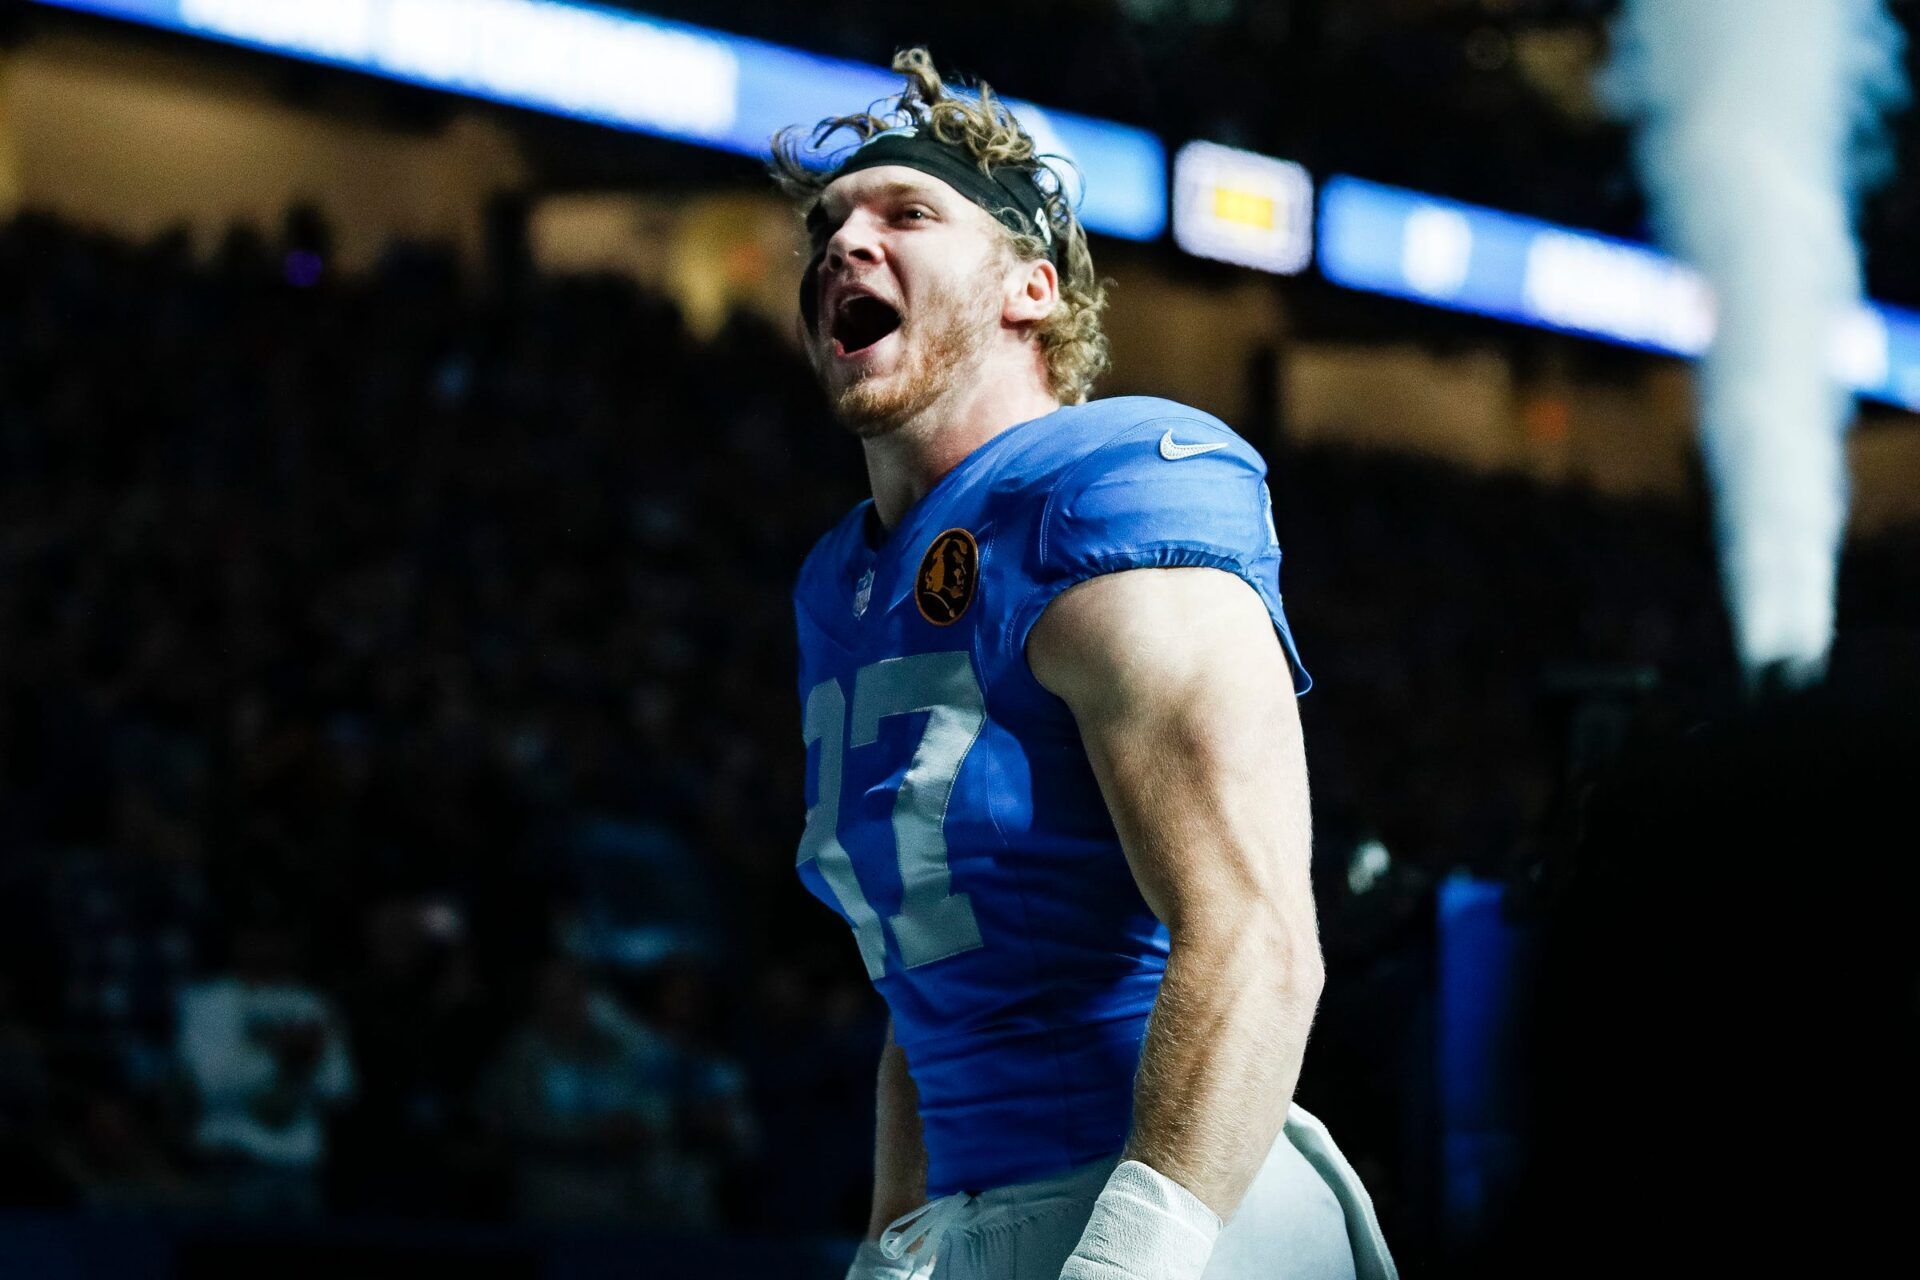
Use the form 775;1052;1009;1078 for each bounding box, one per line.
1602;0;1907;690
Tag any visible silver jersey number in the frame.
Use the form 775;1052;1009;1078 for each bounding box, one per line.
799;652;987;977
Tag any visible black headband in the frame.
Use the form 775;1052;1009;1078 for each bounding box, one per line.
799;125;1063;334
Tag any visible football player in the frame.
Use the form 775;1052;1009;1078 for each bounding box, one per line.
772;48;1395;1280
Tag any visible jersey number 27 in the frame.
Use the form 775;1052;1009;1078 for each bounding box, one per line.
800;652;986;979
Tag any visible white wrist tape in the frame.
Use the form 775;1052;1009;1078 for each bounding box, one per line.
845;1238;923;1280
1058;1159;1224;1280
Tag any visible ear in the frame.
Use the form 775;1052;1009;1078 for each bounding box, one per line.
1003;256;1059;327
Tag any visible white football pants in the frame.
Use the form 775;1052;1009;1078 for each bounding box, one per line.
879;1105;1395;1280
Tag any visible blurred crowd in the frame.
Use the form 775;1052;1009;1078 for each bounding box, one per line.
0;208;877;1230
0;207;1915;1242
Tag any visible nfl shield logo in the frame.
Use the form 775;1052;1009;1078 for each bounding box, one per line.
853;569;874;619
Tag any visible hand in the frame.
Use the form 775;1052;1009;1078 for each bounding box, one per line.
1055;1161;1222;1280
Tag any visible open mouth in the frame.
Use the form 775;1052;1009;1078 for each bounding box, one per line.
831;294;903;357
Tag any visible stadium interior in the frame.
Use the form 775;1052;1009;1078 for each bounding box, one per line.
1;2;1916;1276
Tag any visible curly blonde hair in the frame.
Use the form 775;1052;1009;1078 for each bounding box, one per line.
768;47;1112;406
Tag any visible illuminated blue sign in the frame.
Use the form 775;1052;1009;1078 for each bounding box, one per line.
33;0;1165;241
1319;174;1920;410
1848;302;1920;411
1318;175;1715;356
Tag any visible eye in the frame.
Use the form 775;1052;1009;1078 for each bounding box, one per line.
899;206;932;222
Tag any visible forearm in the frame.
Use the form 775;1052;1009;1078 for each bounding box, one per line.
1123;919;1325;1221
864;1020;930;1240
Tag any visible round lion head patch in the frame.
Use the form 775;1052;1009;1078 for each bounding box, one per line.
915;528;978;626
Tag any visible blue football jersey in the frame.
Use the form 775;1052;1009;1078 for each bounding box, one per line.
792;396;1310;1197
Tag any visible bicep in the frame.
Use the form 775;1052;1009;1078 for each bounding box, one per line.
1027;566;1312;940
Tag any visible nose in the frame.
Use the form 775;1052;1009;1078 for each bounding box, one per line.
823;209;884;275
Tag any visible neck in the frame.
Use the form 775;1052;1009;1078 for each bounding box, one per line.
862;370;1061;531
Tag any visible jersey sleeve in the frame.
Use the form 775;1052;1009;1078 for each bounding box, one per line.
1007;418;1312;695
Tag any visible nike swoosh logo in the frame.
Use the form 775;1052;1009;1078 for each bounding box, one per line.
1159;429;1230;461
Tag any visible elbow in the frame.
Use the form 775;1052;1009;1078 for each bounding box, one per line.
1171;903;1325;1001
1249;870;1326;999
1284;940;1326;1005
1253;902;1326;1005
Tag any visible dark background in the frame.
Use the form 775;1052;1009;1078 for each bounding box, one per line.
1;2;1917;1275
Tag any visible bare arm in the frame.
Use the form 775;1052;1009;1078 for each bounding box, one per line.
1028;566;1324;1222
864;1017;930;1240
